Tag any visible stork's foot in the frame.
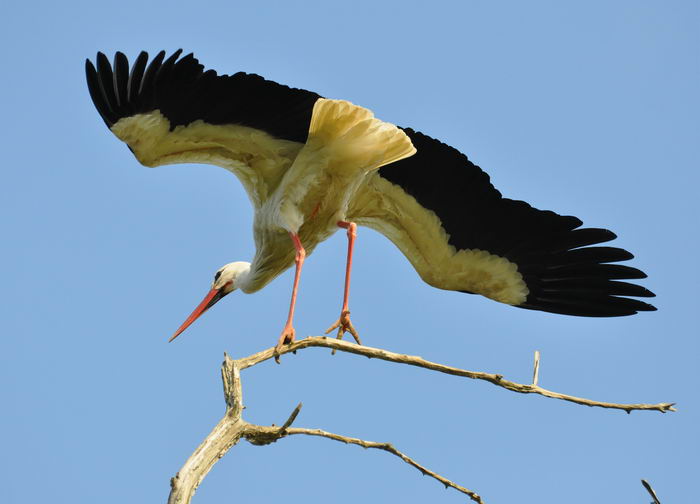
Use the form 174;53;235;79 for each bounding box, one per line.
274;325;296;364
325;310;362;345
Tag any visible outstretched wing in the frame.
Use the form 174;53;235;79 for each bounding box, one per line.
348;129;656;316
85;50;320;207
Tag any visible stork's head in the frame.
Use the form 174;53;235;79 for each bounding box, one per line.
169;261;251;342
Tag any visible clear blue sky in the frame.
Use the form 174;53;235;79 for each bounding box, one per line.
3;1;698;503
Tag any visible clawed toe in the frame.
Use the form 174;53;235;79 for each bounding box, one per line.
325;310;362;345
274;325;296;363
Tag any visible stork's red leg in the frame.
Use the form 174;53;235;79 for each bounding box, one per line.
275;232;306;362
325;221;362;344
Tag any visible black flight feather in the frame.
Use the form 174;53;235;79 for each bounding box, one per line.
87;50;320;142
112;52;129;109
126;51;148;104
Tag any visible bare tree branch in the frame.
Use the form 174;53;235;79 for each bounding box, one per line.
168;355;246;504
238;336;676;413
532;350;541;386
243;424;483;502
168;338;675;503
280;427;483;501
168;354;483;504
641;479;662;504
277;402;303;434
221;352;243;414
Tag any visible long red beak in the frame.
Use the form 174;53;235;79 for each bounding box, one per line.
169;287;224;342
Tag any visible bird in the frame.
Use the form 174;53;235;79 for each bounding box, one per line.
85;49;656;357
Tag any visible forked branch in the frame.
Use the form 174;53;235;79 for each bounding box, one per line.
167;337;675;504
168;354;483;504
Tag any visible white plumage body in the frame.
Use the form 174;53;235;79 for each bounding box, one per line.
113;98;416;294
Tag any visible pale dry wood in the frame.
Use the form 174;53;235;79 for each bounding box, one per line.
168;354;483;504
243;425;483;502
532;350;541;386
168;355;245;504
280;427;483;502
168;337;675;503
240;336;676;413
168;415;246;504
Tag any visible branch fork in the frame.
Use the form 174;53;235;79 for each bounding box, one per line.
167;336;675;504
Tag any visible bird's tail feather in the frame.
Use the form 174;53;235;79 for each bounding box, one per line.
308;98;416;172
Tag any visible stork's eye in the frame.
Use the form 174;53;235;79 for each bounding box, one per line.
214;271;222;282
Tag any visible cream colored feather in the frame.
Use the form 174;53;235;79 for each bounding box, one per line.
308;98;416;174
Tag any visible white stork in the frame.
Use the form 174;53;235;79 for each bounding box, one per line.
85;50;655;358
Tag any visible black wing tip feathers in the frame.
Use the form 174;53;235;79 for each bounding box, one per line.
520;297;657;317
85;58;115;127
519;230;655;317
85;49;321;142
378;129;655;318
86;49;185;128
